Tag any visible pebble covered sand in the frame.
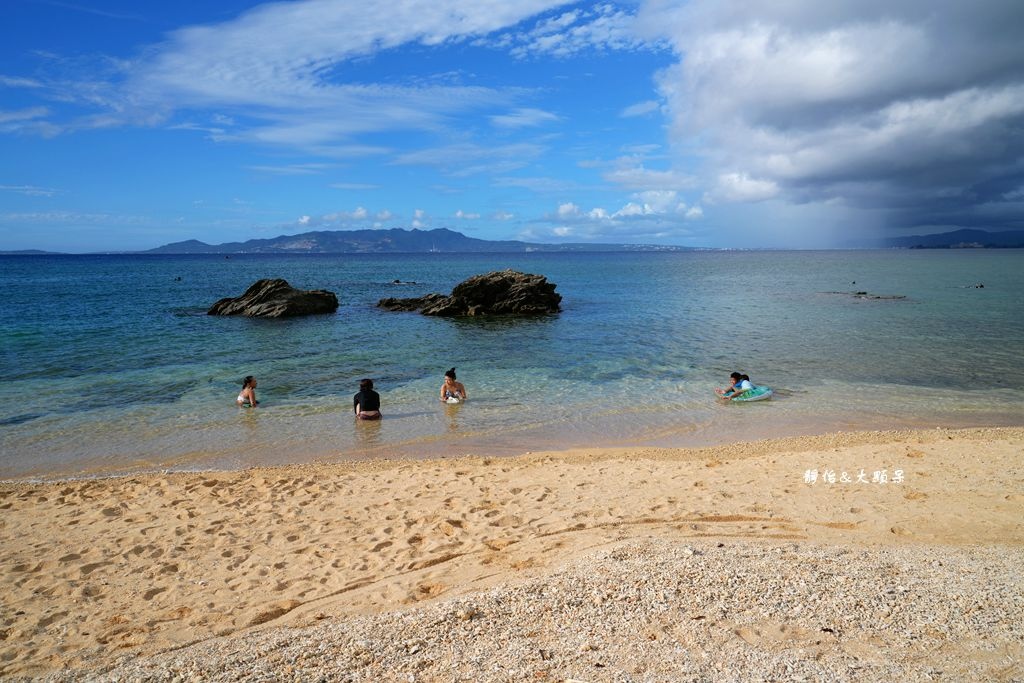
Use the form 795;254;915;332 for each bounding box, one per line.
2;428;1023;682
31;540;1024;682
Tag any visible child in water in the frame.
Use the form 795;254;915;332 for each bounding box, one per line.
716;372;752;400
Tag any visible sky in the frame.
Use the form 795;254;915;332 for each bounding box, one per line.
1;0;1023;252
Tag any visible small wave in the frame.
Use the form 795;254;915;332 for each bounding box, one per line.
0;412;46;426
171;308;209;318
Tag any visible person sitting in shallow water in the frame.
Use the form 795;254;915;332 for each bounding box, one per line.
439;367;467;403
237;375;259;407
354;378;381;420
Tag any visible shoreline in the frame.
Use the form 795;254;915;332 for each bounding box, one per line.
5;412;1023;483
2;426;1023;679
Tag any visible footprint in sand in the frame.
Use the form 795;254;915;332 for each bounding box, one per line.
143;587;166;601
491;515;521;528
438;520;464;536
78;584;102;598
36;611;69;628
80;561;111;576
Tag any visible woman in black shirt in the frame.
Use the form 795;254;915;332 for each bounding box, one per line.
354;378;382;420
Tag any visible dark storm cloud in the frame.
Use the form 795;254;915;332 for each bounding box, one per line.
638;0;1024;236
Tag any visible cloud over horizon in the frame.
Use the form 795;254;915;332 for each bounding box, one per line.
637;0;1024;236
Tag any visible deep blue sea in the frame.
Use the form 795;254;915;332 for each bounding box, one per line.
2;250;1022;479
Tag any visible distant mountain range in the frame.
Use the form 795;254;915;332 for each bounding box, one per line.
141;228;694;254
3;227;1021;255
883;229;1024;249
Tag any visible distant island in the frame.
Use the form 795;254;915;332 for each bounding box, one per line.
142;228;698;254
883;229;1024;249
4;227;1022;255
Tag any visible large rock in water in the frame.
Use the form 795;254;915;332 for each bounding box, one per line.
378;269;561;316
208;278;338;318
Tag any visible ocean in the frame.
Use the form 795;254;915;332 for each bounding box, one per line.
2;250;1022;479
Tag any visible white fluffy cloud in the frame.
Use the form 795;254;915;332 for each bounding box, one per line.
541;189;703;240
17;1;573;144
707;173;779;204
491;3;663;58
141;0;568;103
298;206;388;228
557;201;581;218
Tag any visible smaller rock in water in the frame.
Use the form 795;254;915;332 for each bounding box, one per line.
208;278;339;318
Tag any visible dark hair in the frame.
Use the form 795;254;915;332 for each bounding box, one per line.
445;367;457;380
359;378;374;391
242;375;255;388
739;374;750;382
729;372;742;381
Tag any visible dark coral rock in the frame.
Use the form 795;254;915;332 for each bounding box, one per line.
378;270;561;316
208;278;338;318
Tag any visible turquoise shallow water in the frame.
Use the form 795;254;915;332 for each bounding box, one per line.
1;250;1022;479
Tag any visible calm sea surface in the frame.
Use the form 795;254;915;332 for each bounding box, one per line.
2;250;1022;479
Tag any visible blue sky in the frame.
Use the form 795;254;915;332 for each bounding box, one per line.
2;0;1023;252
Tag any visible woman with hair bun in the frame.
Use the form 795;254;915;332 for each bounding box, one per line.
439;367;467;404
236;375;259;407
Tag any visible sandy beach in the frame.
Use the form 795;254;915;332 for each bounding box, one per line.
2;427;1022;681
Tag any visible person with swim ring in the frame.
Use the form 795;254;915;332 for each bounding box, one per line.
439;368;467;403
715;372;738;398
716;372;753;400
354;378;382;420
